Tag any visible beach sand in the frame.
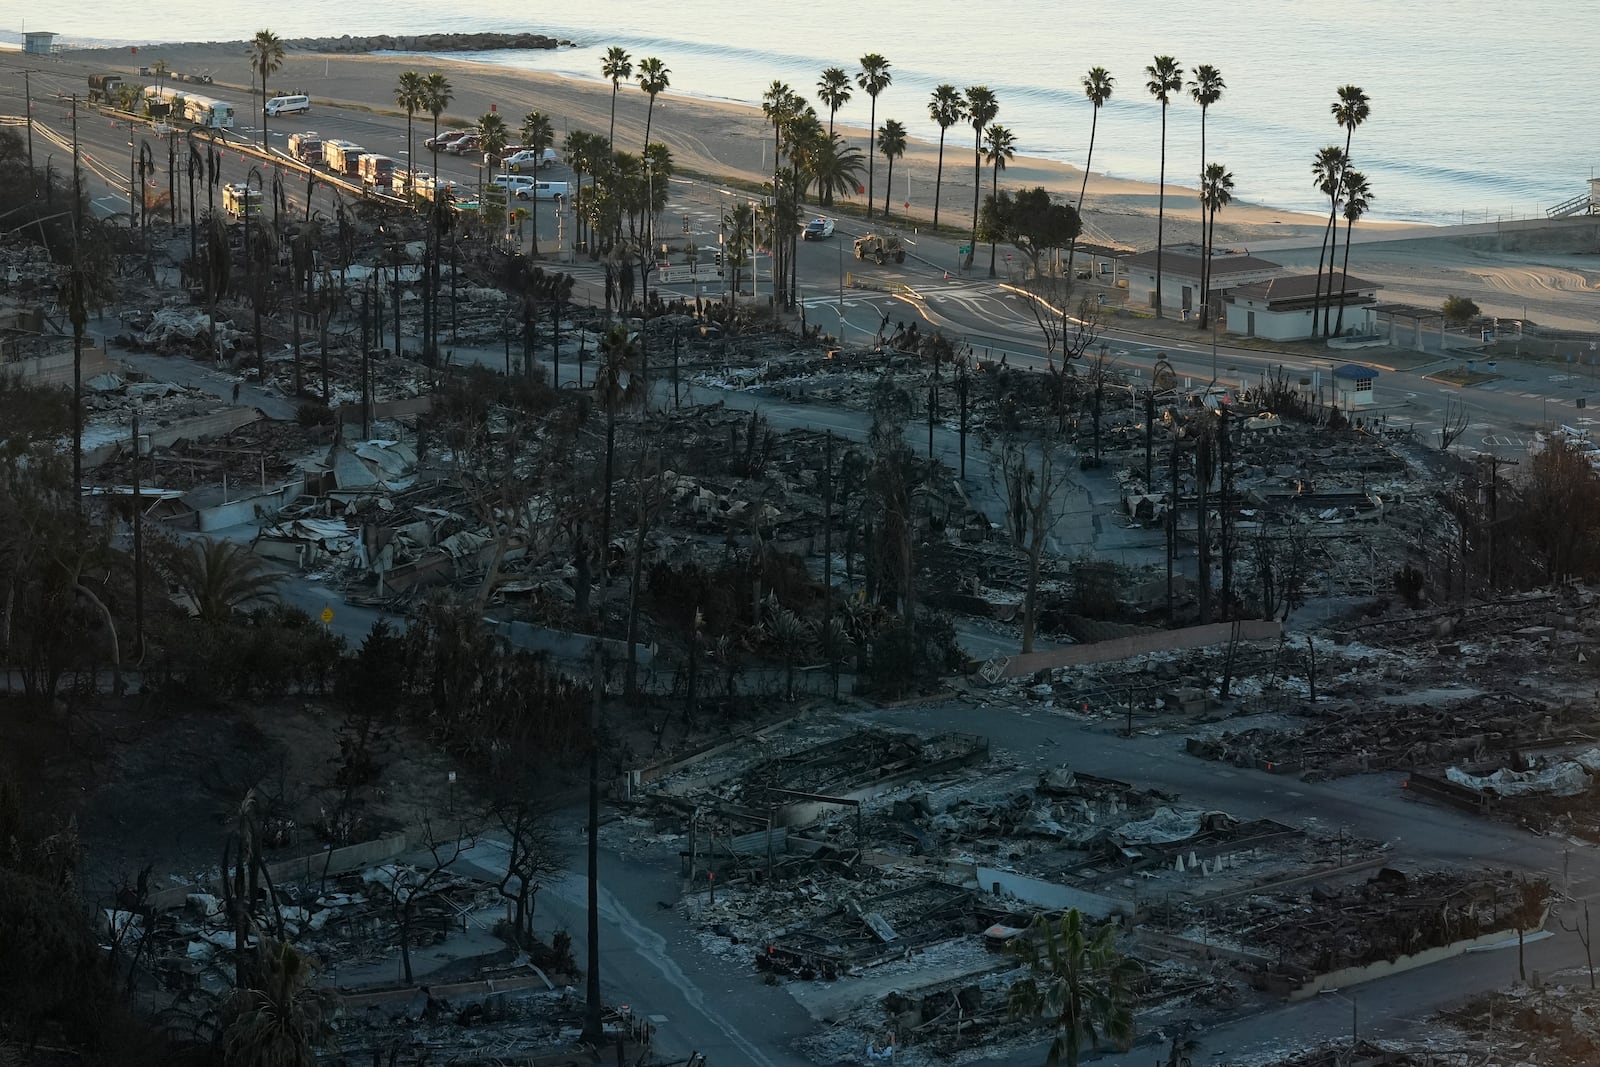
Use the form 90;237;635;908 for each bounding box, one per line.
60;41;1342;251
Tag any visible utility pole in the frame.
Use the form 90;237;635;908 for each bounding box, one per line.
957;357;970;480
823;430;834;613
1218;405;1234;615
1167;422;1180;626
70;96;83;505
131;406;144;661
22;69;37;172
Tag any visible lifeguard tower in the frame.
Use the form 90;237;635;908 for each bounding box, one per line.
22;31;59;55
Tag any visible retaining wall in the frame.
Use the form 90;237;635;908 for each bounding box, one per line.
146;831;410;913
996;619;1283;678
0;344;113;389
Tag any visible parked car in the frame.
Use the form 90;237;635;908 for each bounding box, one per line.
483;144;529;164
504;148;560;172
803;217;837;240
424;129;469;151
446;134;482;156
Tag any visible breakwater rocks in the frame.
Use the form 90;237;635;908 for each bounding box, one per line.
287;32;575;54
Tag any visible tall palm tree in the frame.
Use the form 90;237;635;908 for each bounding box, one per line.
636;57;670;156
566;130;604;253
928;85;965;228
855;54;892;217
247;29;286;150
1009;910;1141;1067
1310;145;1348;338
601;46;633;147
583;322;645;1047
817;66;852;138
222;941;332;1067
965;86;999;268
1324;85;1371;335
1188;64;1225;325
983;124;1016;276
163;538;281;623
876;119;908;219
760;81;799;187
1144;55;1183;318
521;111;555;253
1065;67;1115;285
478;111;511;223
1334;169;1372;336
423;72;453;179
395;71;425;196
1201;162;1235;333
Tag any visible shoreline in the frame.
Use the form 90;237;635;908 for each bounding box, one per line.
51;41;1403;251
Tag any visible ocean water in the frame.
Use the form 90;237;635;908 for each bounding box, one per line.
6;1;1591;223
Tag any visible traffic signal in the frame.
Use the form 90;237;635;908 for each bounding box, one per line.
714;251;723;267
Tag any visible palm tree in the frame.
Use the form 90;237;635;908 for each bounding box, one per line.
876;119;908;219
1009;910;1141;1067
760;81;799;187
817;66;852;138
247;29;286;150
928;84;965;228
805;132;866;206
1201;162;1235;332
636;57;670;156
566;130;605;253
1188;64;1225;325
521;111;555;253
164;538;281;623
395;71;425;196
1323;85;1371;335
1310;145;1348;337
1334;169;1372;336
222;941;332;1067
855;54;892;217
583;322;645;1047
423;72;453;179
1065;67;1115;286
478;111;511;225
724;200;755;297
983;124;1017;276
1144;55;1183;318
601;47;633;147
965;86;999;267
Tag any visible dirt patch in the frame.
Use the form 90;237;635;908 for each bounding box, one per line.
1425;368;1502;387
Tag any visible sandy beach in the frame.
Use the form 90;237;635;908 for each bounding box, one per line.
59;41;1347;252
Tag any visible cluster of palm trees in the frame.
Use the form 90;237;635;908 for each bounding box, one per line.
393;69;456;191
808;59;1018;271
1311;86;1375;337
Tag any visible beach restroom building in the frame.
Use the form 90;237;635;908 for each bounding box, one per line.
1117;244;1282;319
1224;272;1382;341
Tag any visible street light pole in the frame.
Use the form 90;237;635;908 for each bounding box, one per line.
23;69;36;172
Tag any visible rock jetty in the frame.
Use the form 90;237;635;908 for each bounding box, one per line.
285;32;573;54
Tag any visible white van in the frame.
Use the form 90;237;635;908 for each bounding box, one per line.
491;174;536;193
265;94;310;117
513;180;569;201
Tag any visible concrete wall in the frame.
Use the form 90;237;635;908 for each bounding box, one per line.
337;394;434;425
996;619;1283;679
1287;914;1548;999
0;344;114;388
146;831;411;912
975;866;1127;918
196;477;306;531
84;406;264;469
